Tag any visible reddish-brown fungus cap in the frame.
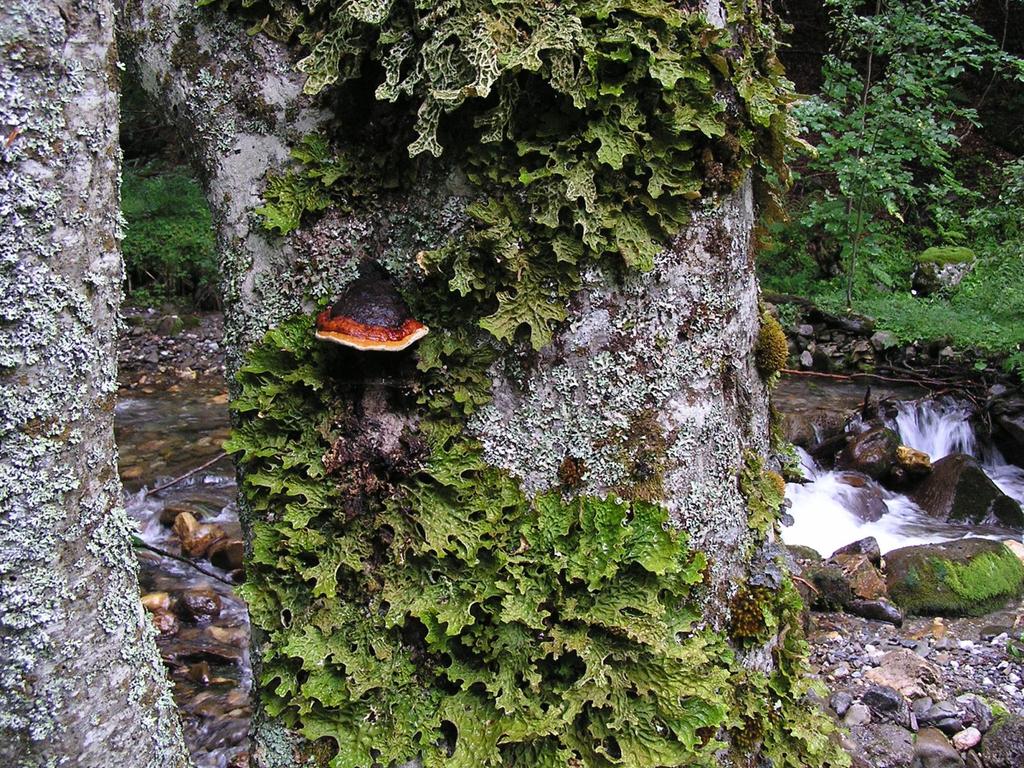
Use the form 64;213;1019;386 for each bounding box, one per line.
315;263;428;351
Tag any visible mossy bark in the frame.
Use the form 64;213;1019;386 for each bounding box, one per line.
0;1;190;766
120;2;841;766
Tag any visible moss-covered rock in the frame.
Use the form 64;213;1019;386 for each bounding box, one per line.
916;246;976;265
884;539;1024;617
911;248;974;296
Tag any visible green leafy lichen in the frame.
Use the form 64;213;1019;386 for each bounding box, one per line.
227;316;848;768
202;0;798;350
738;450;786;537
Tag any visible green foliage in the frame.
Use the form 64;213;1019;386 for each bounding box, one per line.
205;0;798;349
227;316;848;768
779;0;1024;307
121;164;219;307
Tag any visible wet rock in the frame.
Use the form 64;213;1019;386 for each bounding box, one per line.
150;610;179;637
833;536;882;566
896;445;931;476
980;714;1024;768
885;539;1024;616
850;723;915;768
173;511;227;559
208;539;244;571
808;429;850;468
174;588;222;623
912;727;965;768
911;454;1023;528
206;625;247;646
141;591;171;613
989;395;1024;465
188;661;212;686
919;701;964;735
951;728;980;752
864;649;941;699
845;703;871;726
158;499;222;526
836;426;900;480
835;471;888;522
846;598;904;626
1003;539;1024;567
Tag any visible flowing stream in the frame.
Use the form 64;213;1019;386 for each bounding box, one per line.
781;387;1024;557
116;385;249;768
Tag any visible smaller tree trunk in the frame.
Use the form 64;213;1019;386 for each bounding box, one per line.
0;2;190;766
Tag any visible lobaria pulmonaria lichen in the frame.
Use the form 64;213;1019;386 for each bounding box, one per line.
205;0;845;765
226;317;849;768
201;0;800;350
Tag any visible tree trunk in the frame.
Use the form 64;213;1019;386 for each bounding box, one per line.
122;1;844;766
0;2;190;766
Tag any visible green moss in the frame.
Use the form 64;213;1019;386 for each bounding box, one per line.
916;246;976;265
889;546;1024;616
754;312;789;377
227;316;848;768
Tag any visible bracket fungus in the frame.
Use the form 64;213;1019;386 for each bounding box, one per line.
316;264;428;351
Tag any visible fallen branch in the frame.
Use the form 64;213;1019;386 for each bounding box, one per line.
780;368;953;390
131;535;235;586
149;452;230;494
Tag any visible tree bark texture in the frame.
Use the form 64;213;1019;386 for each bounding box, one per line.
121;2;838;766
0;2;190;766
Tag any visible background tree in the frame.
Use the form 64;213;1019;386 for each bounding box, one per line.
121;1;847;766
0;1;190;766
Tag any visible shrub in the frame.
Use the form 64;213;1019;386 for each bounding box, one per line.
121;165;219;308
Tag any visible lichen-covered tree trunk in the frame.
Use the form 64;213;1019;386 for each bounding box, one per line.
123;1;845;766
0;2;190;766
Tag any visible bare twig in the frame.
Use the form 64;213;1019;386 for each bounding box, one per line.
149;452;230;494
791;575;819;595
131;536;235;586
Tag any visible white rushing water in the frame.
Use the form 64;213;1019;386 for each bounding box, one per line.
783;397;1024;556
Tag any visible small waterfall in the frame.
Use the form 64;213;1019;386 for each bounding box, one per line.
890;398;977;461
889;398;1024;507
783;395;1024;556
